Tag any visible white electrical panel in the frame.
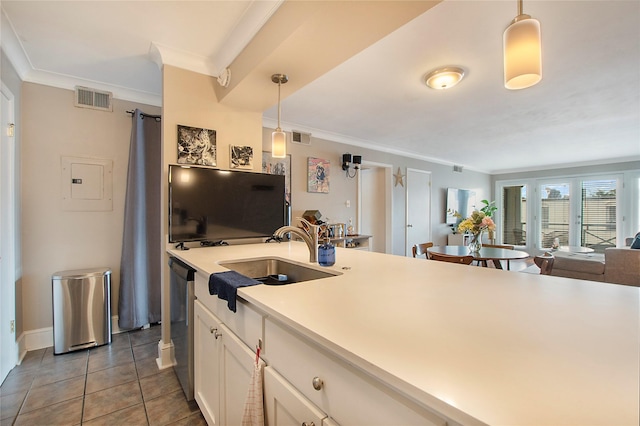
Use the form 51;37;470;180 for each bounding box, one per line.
61;156;113;211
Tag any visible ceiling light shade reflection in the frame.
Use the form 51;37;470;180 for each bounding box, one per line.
180;170;191;183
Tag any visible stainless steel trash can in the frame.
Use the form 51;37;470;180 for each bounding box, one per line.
52;268;112;355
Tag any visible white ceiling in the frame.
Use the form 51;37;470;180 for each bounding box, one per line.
2;0;639;174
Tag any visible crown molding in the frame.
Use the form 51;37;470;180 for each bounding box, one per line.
1;9;33;79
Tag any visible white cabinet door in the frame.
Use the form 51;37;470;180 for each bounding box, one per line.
264;366;328;426
194;300;222;425
219;322;260;426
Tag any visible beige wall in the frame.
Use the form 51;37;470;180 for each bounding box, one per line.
260;128;359;228
20;83;160;331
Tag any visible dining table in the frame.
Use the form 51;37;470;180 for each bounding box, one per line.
427;245;530;269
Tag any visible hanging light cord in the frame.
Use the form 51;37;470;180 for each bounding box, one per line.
513;0;530;22
276;79;282;131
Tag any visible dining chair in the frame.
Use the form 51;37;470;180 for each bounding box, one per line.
428;252;474;265
482;244;515;270
533;254;555;275
412;242;434;258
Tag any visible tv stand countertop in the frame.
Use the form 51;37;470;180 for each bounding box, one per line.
168;242;639;426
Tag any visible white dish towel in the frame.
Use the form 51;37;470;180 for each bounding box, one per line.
242;358;266;426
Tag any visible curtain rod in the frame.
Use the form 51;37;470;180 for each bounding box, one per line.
126;110;162;121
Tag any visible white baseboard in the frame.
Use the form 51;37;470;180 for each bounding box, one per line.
16;332;27;365
19;315;125;356
111;315;125;334
20;326;53;354
156;339;175;370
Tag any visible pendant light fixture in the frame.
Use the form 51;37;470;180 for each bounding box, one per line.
271;74;288;158
503;0;542;90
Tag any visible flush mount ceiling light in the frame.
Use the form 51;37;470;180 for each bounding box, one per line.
503;0;542;90
271;73;288;158
424;67;465;90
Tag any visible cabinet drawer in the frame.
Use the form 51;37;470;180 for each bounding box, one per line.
264;366;328;426
264;319;447;426
194;272;264;349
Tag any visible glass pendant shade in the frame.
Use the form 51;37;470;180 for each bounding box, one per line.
503;16;542;90
271;129;286;158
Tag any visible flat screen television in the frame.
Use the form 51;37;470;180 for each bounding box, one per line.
445;188;477;225
168;164;286;244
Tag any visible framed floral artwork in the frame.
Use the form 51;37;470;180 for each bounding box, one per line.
307;157;329;193
262;152;291;204
177;125;216;166
230;145;253;169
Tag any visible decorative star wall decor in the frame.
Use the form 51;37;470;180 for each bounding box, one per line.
394;167;405;187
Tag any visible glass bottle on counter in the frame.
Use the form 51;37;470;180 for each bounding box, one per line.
318;237;336;267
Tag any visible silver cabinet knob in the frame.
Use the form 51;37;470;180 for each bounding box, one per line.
312;376;323;391
209;327;216;334
209;327;222;339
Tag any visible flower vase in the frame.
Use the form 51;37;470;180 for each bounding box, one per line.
468;231;483;253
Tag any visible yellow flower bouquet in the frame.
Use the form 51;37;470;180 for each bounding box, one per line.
457;210;495;252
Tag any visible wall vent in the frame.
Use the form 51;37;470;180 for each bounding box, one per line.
291;130;311;145
75;86;113;112
453;165;464;173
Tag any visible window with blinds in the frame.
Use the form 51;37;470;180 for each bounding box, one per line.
502;185;527;245
540;183;570;247
581;179;617;251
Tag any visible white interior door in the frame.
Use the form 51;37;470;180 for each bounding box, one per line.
1;82;17;382
360;167;385;253
406;169;431;256
357;162;392;253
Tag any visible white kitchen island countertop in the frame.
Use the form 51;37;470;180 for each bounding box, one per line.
168;242;639;426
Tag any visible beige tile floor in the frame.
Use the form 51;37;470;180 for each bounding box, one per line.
0;325;205;426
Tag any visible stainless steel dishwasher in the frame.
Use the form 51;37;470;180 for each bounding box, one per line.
169;257;196;401
51;268;112;355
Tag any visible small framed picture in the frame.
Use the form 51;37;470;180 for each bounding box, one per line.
230;145;253;169
177;125;216;166
308;157;330;193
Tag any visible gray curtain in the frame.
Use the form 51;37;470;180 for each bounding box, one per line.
118;109;162;330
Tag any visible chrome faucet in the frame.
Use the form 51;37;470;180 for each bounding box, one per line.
273;218;320;263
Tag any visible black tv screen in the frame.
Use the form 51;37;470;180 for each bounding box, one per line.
169;165;286;243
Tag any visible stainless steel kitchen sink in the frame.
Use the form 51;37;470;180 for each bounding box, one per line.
219;257;340;285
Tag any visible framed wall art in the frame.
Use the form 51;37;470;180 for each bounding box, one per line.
307;157;330;193
177;124;216;166
262;152;291;204
230;145;253;169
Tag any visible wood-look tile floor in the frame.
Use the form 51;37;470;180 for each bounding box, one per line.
0;325;206;426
